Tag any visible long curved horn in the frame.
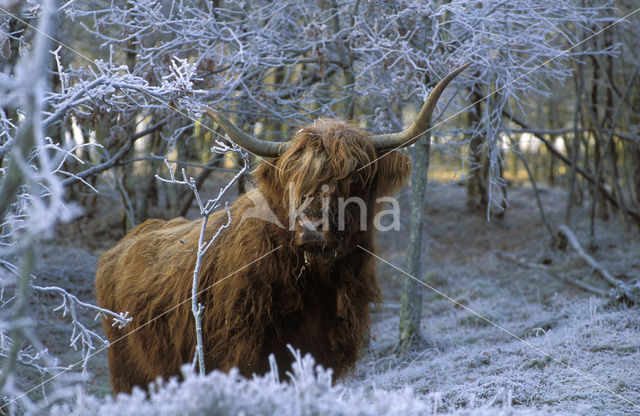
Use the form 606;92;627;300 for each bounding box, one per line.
205;109;285;157
371;63;470;150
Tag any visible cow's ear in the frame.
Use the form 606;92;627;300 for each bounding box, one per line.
254;159;283;197
374;151;411;197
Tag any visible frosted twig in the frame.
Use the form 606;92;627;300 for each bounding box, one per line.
157;140;249;374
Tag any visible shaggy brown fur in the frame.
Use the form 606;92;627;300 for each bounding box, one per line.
96;120;411;394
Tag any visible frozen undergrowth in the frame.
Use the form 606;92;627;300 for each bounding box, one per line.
51;347;572;416
45;301;638;416
355;298;640;415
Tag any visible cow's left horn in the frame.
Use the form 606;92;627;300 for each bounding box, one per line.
371;63;470;150
205;109;285;157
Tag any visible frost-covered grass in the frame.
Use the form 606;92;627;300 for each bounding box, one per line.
356;301;640;415
51;347;575;416
43;302;639;416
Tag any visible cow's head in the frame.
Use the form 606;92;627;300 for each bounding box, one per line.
207;64;469;256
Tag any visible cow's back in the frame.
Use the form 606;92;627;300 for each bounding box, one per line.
96;218;189;307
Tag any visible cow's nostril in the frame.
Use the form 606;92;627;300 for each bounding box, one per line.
296;218;327;245
299;231;325;244
309;219;323;230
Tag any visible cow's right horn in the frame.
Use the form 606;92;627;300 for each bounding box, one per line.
205;109;285;157
370;63;470;150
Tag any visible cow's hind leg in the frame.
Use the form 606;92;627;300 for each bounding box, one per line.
107;340;151;394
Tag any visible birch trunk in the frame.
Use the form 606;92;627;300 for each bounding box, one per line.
399;131;430;347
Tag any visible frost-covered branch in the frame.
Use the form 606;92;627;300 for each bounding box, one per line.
0;0;57;399
32;285;131;371
61;118;167;188
156;140;249;374
45;0;616;214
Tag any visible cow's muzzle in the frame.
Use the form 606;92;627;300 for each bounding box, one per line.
295;217;328;246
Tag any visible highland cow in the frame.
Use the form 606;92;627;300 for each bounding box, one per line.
95;64;468;394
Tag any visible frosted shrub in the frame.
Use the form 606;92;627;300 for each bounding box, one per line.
51;346;572;416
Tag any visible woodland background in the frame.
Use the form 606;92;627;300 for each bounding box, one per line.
0;0;639;414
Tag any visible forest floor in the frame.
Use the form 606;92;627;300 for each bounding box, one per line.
20;181;640;415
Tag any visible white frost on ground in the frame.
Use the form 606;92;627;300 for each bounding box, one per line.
45;300;640;415
51;348;576;416
353;300;640;415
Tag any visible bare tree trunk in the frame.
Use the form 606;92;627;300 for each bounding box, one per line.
493;143;507;220
466;86;487;213
565;61;584;226
633;142;640;210
121;0;140;230
399;131;429;348
467;86;507;219
633;76;640;211
329;0;356;120
136;125;165;221
589;52;609;233
547;99;558;186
